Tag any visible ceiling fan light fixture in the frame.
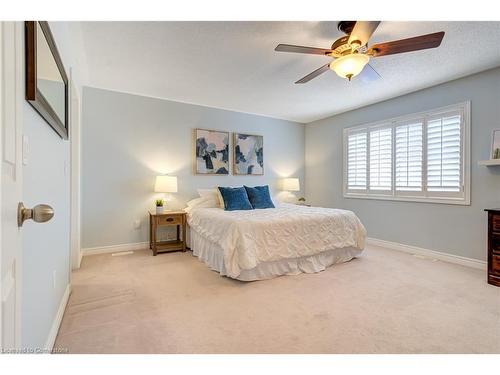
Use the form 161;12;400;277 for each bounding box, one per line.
330;54;369;81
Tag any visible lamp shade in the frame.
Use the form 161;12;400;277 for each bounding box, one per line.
154;175;178;193
330;54;369;80
282;178;300;192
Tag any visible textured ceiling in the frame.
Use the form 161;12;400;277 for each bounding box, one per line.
79;21;500;123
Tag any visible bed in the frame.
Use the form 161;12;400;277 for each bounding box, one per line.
186;202;366;281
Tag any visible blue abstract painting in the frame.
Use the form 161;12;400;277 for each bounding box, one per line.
234;133;264;175
195;129;229;175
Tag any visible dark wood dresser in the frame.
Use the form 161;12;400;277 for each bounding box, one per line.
485;209;500;287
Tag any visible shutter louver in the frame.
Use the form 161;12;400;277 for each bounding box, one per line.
427;114;461;192
347;132;367;190
369;128;392;191
395;121;423;192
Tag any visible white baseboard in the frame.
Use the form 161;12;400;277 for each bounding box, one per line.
45;283;71;352
82;242;149;257
82;238;486;270
367;237;487;270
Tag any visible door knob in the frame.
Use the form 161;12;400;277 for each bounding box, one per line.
17;202;54;227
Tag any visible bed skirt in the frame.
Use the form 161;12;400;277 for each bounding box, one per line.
188;227;363;281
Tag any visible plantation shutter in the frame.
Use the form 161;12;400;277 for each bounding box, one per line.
369;127;392;191
347;132;367;190
343;103;468;204
427;112;462;192
395;121;423;192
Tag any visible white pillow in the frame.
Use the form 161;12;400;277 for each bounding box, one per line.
187;196;210;208
197;188;224;208
197;188;217;198
185;196;219;214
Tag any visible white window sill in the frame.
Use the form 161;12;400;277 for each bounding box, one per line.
343;193;470;206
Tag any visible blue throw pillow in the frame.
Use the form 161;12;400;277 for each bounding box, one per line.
244;185;275;209
218;186;253;211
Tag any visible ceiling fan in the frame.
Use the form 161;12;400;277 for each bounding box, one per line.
275;21;445;83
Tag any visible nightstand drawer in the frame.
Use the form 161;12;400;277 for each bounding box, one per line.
491;234;500;255
156;215;183;226
492;215;500;233
491;255;500;275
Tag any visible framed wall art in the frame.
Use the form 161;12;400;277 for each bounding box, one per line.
194;128;230;175
233;133;263;175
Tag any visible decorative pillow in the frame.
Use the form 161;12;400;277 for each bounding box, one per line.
197;188;224;208
184;196;219;214
218;186;253;211
244;185;275;209
187;196;216;208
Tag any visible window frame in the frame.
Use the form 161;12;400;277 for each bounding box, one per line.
343;102;471;205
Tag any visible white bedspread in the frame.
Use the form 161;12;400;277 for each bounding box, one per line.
187;203;366;278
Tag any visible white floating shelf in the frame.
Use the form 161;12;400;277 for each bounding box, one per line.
478;159;500;166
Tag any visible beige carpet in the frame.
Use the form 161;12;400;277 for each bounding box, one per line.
54;245;500;354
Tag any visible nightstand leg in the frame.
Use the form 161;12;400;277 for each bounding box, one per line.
182;219;187;252
149;215;152;249
152;222;157;256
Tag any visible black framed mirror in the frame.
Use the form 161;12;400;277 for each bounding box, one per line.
25;21;68;139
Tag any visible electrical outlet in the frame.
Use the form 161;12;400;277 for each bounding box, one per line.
134;219;141;229
52;270;57;289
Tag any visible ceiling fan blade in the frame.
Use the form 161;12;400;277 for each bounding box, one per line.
295;63;331;84
367;31;445;57
357;63;381;83
275;44;332;56
348;21;381;47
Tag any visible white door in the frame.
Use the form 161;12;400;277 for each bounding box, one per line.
69;75;81;271
0;21;23;351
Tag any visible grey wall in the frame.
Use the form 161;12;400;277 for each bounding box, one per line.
305;67;500;261
81;87;305;249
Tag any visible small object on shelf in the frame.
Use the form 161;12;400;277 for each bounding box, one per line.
491;129;500;159
484;209;500;287
155;199;164;214
149;210;187;256
296;197;311;206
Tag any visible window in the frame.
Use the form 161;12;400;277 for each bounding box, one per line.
427;113;461;193
347;132;367;190
369;127;392;191
395;120;423;192
343;102;470;205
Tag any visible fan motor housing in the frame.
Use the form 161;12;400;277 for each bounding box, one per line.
331;36;351;54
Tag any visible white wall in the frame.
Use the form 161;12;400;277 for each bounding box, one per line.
21;21;86;349
81;87;305;249
305;67;500;261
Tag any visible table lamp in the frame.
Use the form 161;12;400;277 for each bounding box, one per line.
154;175;178;212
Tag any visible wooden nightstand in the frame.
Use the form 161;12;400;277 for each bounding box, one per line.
149;210;187;256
